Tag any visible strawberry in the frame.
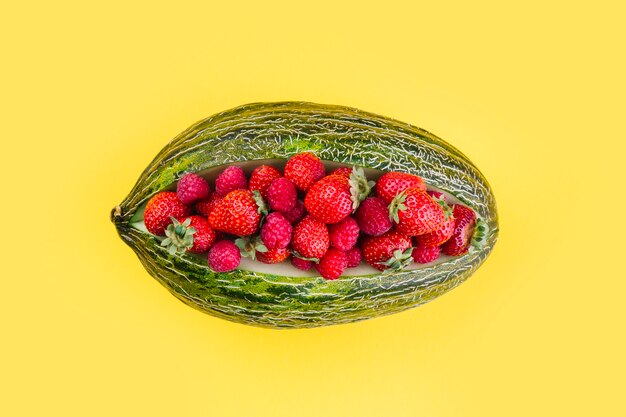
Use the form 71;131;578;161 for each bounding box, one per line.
330;166;352;178
282;200;307;224
177;173;210;205
194;193;222;218
389;189;445;236
284;152;325;191
235;235;290;264
315;248;348;280
235;235;266;260
208;240;241;272
267;177;297;212
305;175;352;224
208;190;267;236
249;165;282;198
183;216;217;253
292;215;330;260
328;217;360;251
161;215;217;254
412;244;440;264
215;166;247;196
348;166;375;208
355;196;392;236
440;204;488;256
427;190;447;203
415;195;455;246
144;191;192;236
375;172;426;204
260;212;292;250
291;257;314;271
345;246;362;268
416;215;455;246
304;168;373;224
160;217;195;254
362;231;413;271
257;247;290;264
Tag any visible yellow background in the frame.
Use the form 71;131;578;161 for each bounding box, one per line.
1;1;624;416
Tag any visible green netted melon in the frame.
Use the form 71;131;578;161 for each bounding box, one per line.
111;102;498;329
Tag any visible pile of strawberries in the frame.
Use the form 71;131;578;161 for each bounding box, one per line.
143;152;483;280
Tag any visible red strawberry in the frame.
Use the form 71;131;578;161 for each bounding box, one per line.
249;165;282;198
292;257;314;271
292;215;329;260
305;174;352;224
345;246;362;268
260;212;292;249
305;166;374;225
267;177;297;212
161;215;217;254
257;247;290;264
330;166;352;178
315;248;348;280
160;217;194;254
362;231;413;271
208;240;241;272
328;217;360;251
235;235;264;259
412;244;440;264
208;189;266;236
282;200;307;224
194;193;222;218
349;166;375;207
375;172;426;204
355;196;392;236
184;216;217;253
144;191;192;236
427;190;447;203
177;173;210;205
441;204;479;256
215;166;247;196
284;152;325;191
415;195;454;246
235;235;290;264
389;189;445;236
416;214;455;246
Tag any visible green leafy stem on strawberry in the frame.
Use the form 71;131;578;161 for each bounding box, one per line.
160;217;196;255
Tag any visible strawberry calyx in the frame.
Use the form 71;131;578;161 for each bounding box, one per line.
160;217;196;255
235;236;268;261
382;248;414;272
432;194;453;219
349;166;375;210
469;218;489;253
388;192;408;223
291;251;319;263
252;190;268;216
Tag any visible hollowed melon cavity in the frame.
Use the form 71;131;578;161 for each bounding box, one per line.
130;159;460;278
